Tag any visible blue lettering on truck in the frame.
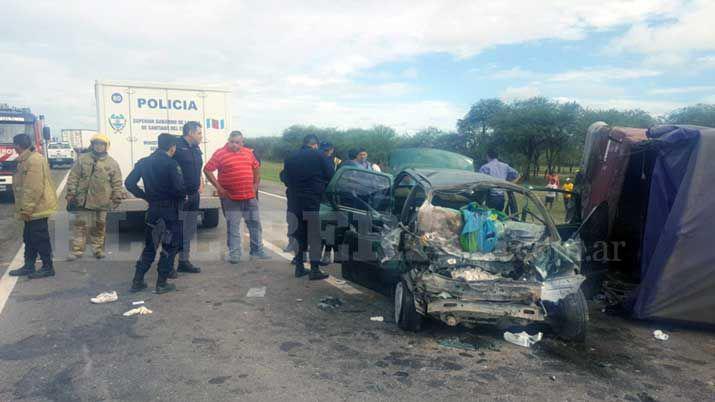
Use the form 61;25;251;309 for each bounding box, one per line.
136;98;198;110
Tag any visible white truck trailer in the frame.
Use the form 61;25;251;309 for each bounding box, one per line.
95;80;232;228
61;128;97;152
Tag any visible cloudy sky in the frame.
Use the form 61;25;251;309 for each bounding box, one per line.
2;0;714;136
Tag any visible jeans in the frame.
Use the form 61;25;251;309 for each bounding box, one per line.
24;218;52;268
134;205;181;281
179;191;200;262
221;198;264;259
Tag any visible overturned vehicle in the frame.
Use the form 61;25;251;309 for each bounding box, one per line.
321;149;588;341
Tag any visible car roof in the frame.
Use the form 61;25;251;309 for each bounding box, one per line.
402;168;511;189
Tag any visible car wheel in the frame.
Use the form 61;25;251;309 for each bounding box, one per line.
550;289;588;342
394;280;422;332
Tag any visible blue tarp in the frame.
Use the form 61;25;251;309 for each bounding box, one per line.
633;125;715;324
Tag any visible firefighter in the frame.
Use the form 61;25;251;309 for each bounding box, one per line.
125;134;186;294
8;134;58;279
65;133;123;260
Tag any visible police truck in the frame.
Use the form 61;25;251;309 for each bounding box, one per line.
95;81;232;228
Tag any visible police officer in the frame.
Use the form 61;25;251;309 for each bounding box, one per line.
283;134;334;280
173;121;203;276
126;134;186;294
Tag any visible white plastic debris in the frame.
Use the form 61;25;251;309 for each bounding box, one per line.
132;301;145;306
370;316;384;322
90;291;118;304
653;330;669;341
451;267;500;282
123;306;153;316
246;287;266;298
503;331;543;347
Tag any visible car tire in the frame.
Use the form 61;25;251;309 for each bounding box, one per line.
201;209;220;228
550;289;588;342
394;280;422;332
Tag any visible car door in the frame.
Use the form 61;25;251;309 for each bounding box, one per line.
323;167;394;269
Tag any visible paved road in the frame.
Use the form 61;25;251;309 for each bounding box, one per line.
0;180;713;401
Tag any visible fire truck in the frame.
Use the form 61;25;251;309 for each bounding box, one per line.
0;104;51;195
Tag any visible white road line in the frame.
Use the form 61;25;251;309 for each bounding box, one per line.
248;196;364;296
258;190;286;200
0;169;70;316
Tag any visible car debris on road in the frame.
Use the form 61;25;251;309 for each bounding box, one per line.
123;306;153;316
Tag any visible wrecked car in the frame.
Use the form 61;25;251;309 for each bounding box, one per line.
321;148;588;341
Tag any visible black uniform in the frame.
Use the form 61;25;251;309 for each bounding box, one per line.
125;150;186;283
173;136;203;264
283;146;334;267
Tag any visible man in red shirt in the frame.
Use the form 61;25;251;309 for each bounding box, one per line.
203;131;270;264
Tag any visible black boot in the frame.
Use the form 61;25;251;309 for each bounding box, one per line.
130;278;148;293
177;261;201;273
28;265;55;279
294;262;309;278
155;277;176;294
309;265;329;280
9;263;34;277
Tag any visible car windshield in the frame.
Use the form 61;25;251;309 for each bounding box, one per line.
0;123;34;144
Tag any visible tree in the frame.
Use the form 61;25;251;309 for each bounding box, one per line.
665;104;715;127
457;99;505;156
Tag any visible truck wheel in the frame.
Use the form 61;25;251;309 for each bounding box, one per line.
202;209;220;228
394;280;422;332
549;289;589;342
49;162;55;169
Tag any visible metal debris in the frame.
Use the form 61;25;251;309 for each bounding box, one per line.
503;331;543;347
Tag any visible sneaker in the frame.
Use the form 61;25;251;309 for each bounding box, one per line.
130;280;148;293
155;281;176;294
90;291;118;304
227;255;241;264
28;266;55;279
167;269;178;279
309;266;329;281
94;251;106;259
8;266;34;277
177;261;201;273
250;251;271;261
66;253;82;261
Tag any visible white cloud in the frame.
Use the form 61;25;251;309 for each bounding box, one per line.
609;0;715;65
548;67;661;82
0;0;686;134
501;86;541;100
487;67;537;80
648;85;715;95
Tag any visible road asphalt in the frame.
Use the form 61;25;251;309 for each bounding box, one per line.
0;177;713;401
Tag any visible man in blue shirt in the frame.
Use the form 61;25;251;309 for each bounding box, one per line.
479;148;519;211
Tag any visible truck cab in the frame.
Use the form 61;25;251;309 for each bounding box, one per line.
0;104;48;195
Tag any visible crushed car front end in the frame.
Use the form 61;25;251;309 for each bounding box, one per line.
395;179;588;340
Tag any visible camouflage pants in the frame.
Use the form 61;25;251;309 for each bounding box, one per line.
71;210;108;256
